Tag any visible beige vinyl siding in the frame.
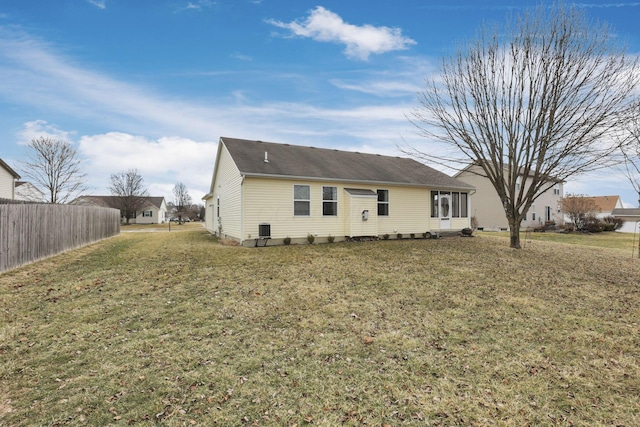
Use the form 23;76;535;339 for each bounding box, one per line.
0;166;14;199
242;180;436;241
211;145;244;239
377;186;430;236
243;178;345;240
344;193;378;237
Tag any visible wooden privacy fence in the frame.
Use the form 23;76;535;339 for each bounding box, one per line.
0;203;120;273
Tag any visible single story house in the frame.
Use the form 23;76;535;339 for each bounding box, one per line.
0;158;20;200
455;163;564;231
202;137;475;246
71;196;167;224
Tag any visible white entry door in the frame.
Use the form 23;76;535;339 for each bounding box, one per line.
440;194;451;229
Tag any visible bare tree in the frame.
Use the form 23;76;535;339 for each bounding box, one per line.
172;182;192;223
559;194;599;231
406;4;639;248
20;136;87;203
109;169;149;224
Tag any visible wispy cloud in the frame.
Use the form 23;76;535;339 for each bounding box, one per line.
266;6;416;61
86;0;106;10
175;0;215;13
0;25;424;196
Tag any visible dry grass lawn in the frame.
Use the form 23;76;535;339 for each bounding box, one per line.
1;225;639;426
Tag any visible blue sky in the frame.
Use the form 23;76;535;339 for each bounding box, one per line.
1;1;639;205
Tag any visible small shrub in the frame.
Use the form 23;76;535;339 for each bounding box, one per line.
410;233;416;239
327;235;335;243
307;234;315;244
602;216;624;231
397;233;403;240
422;232;428;239
283;236;292;245
602;223;616;232
383;234;390;240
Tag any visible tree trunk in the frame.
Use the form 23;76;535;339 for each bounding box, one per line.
509;218;521;249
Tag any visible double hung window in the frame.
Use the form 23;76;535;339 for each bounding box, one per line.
294;185;310;216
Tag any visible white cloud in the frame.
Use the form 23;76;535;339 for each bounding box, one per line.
17;120;75;145
86;0;106;10
78;133;217;201
267;6;416;61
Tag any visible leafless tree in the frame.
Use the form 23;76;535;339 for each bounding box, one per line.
559;194;599;231
172;182;192;223
109;169;149;224
406;4;639;248
20;137;87;203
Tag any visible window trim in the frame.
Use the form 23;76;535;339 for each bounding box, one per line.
322;186;338;216
377;189;389;216
293;184;311;216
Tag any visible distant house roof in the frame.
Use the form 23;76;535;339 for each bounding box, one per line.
612;208;640;220
72;196;165;210
584;195;621;213
221;137;474;190
0;158;20;179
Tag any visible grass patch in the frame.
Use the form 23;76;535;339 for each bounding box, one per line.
1;230;639;425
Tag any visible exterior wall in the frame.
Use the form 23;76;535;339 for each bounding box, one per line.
456;165;562;230
344;194;378;237
206;145;243;239
379;186;430;236
240;179;469;244
523;183;563;229
0;166;15;200
133;203;166;224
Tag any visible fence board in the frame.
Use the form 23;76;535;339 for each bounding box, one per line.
0;203;120;272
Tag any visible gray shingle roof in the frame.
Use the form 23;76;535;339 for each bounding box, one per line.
612;208;640;218
221;137;474;190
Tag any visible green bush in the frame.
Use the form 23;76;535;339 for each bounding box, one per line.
397;233;403;240
383;234;390;240
283;236;292;245
327;235;335;243
307;234;315;244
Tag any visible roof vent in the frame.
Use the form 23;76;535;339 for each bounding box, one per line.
264;151;269;163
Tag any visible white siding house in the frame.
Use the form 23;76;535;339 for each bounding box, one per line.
0;158;20;200
203;137;475;246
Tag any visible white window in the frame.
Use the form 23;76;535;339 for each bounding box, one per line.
322;186;337;216
142;210;153;217
294;185;310;216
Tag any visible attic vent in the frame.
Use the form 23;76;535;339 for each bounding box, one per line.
264;151;269;163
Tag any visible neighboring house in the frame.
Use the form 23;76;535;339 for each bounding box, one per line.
455;163;563;231
14;181;46;202
202;137;475;246
562;195;623;222
0;158;20;200
612;208;640;234
71;196;167;224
